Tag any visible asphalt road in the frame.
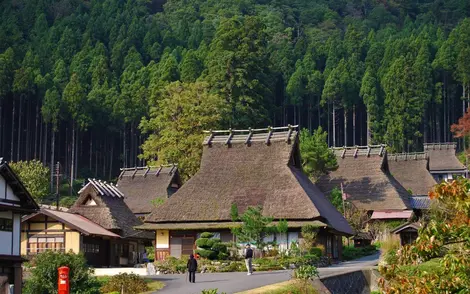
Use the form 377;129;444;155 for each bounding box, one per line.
149;252;380;294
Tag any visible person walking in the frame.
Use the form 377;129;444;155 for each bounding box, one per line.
187;254;198;283
244;244;253;275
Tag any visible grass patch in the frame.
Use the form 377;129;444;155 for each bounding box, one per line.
236;280;317;294
396;258;443;276
97;276;165;293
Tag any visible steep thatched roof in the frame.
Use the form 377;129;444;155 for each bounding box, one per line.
143;126;353;236
424;143;466;173
388;153;437;196
69;179;152;239
117;165;181;215
316;145;411;211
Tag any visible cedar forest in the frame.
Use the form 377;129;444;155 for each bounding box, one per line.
1;0;470;197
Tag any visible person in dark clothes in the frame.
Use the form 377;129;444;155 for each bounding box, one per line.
244;244;253;275
187;254;198;283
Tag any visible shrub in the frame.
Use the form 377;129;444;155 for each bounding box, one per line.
294;265;319;280
100;273;149;294
201;289;227;294
155;256;188;273
342;245;378;261
146;246;155;261
24;251;100;294
309;247;323;257
195;232;228;260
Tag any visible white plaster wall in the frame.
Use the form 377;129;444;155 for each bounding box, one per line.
12;214;20;255
6;184;19;201
0;231;12;255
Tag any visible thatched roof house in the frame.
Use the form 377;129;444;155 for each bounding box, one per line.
141;126;353;260
424;143;467;181
316;145;412;212
388;152;436;197
117;165;181;216
69;179;152;240
142;126;352;236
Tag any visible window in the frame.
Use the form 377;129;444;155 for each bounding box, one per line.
0;218;13;232
83;243;100;253
28;236;64;254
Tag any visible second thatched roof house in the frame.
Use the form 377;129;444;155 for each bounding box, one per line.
424;143;467;182
316;145;413;221
140;126;353;261
117;165;181;218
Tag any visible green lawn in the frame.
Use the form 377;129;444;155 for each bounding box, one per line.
396;258;443;276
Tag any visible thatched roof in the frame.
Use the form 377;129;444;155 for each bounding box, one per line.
388;153;437;196
117;165;181;215
316;145;411;211
391;222;421;234
143;126;353;236
424;143;466;173
69;179;152;239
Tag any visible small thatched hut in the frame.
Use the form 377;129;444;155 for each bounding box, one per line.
140;126;353;261
68;179;153;265
117;165;181;218
316;145;413;220
424;143;467;182
391;222;422;246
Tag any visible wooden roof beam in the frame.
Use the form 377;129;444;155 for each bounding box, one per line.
225;129;233;145
353;146;359;158
367;146;371;157
286;125;293;143
341;148;347;159
155;166;163;177
143;166;150;178
265;127;273;145
245;128;253;145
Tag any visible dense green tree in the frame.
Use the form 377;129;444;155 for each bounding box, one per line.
140;81;228;180
10;160;50;203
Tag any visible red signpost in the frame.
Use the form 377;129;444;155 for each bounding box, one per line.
58;266;70;294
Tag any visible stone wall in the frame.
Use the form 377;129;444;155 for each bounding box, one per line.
313;268;380;294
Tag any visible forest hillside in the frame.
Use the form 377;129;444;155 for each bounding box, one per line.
1;0;470;195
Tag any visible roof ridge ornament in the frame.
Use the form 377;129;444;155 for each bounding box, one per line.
207;130;214;146
155;165;163;177
286;124;293;143
143;166;150;177
353;146;359;158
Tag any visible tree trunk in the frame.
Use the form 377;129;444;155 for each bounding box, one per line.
308;102;312;132
0;99;2;156
109;140;114;180
89;133;92;171
327;102;331;146
44;123;48;165
332;104;336;147
344;108;347;146
353;105;356;146
17;95;22;161
10;98;15;161
74;129;78;180
50;130;55;193
39;120;43;163
123;126;127;168
70;122;75;196
34;100;39;159
317;99;321;130
25;98;31;160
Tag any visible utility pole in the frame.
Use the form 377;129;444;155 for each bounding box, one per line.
55;162;61;210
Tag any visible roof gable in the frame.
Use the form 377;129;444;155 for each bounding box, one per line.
316;145;412;211
117;165;181;214
388;153;437;196
69;179;152;239
0;159;39;211
424;143;466;172
145;126;353;235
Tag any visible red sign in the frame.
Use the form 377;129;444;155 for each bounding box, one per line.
58;266;70;294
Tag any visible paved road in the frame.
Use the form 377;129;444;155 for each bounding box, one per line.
149;252;380;294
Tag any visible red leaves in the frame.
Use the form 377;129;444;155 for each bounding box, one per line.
451;108;470;138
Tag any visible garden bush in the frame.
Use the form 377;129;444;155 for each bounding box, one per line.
24;250;100;294
195;232;228;260
342;245;377;261
100;273;149;294
294;265;319;280
309;247;323;257
155;256;188;273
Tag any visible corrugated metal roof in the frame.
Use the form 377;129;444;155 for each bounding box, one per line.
370;210;413;220
410;196;431;209
40;209;120;238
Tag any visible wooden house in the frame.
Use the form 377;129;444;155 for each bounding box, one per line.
316;145;413;221
22;179;153;267
424;143;467;182
139;126;353;261
0;159;39;294
116;165;181;219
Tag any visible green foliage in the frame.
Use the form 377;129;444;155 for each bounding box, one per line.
201;289;227;294
10;160;49;203
231;206;286;251
24;251;100;294
299;128;337;180
150;197;166;208
300;225;320;253
154;256;188;274
328;188;343;213
195;232;228;260
342;245;377;261
146;246;155;261
100;273;149;294
230;203;239;222
140;81;227;180
294;265;319;280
